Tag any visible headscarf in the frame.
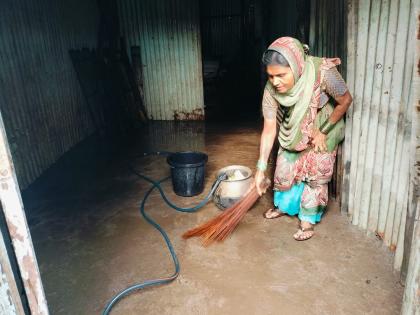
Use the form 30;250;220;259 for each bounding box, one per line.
264;37;317;150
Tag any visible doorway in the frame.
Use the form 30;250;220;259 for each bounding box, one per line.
199;0;262;121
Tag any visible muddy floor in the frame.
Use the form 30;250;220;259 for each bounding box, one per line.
24;121;404;315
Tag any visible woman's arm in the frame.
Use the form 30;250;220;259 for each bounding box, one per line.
311;68;353;152
259;118;277;164
256;88;278;195
256;117;277;195
328;91;352;124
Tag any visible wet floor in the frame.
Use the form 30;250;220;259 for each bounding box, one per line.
23;120;404;314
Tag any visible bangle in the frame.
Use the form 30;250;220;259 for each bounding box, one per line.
256;160;267;172
319;119;335;135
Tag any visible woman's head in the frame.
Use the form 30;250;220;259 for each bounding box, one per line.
262;37;307;93
262;50;295;93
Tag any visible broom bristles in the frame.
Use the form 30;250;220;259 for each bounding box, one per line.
183;178;269;246
181;204;236;238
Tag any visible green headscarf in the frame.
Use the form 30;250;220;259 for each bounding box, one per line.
264;37;322;151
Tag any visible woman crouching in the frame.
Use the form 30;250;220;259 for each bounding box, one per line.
255;37;352;241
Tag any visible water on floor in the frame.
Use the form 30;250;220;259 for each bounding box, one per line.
23;120;404;314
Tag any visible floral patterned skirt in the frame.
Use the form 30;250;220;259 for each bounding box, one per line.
273;148;337;224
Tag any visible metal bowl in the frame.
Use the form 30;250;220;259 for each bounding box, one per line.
213;165;253;210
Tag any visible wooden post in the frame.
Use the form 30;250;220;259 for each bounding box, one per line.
0;223;25;314
0;112;49;314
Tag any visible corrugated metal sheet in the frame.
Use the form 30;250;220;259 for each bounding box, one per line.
117;0;204;121
267;0;300;42
342;0;415;271
309;0;347;73
401;3;419;313
200;0;242;64
0;0;99;189
309;0;415;272
308;0;347;201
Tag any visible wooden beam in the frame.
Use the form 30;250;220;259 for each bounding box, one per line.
0;222;25;314
0;112;49;315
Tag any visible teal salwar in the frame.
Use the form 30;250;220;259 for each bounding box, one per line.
273;183;324;225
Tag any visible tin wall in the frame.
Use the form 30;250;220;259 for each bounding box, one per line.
309;0;347;74
0;0;99;189
200;0;242;65
117;0;204;121
341;0;415;272
266;0;300;43
401;5;419;308
308;0;347;202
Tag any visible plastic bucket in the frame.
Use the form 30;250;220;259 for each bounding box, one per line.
167;152;208;197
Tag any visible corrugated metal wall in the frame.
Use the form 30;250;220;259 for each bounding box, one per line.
308;0;347;202
342;0;415;271
309;0;415;272
401;3;419;312
309;0;347;74
117;0;204;121
200;0;242;65
0;0;99;189
266;0;300;42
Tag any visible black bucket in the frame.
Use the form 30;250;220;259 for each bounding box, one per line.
167;151;208;197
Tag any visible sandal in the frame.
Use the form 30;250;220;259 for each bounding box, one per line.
263;208;286;219
293;222;314;241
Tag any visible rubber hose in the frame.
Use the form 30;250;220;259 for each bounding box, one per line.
102;159;226;314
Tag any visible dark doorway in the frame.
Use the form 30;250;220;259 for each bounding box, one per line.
199;0;311;122
199;0;262;121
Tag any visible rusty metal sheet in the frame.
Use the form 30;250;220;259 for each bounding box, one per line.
117;0;204;120
173;108;205;121
0;229;22;314
0;111;49;314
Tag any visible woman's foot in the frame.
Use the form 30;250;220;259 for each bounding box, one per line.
263;208;286;219
293;221;314;241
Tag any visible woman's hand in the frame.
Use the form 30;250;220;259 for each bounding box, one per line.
255;170;266;196
256;116;276;196
311;129;327;153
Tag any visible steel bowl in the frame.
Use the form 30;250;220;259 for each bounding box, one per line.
213;165;253;210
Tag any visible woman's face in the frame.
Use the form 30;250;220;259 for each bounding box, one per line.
266;64;294;93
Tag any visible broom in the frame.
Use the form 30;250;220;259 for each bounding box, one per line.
182;177;271;246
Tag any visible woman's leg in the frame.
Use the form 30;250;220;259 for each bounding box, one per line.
263;208;286;219
264;150;300;219
293;149;336;240
293;183;328;240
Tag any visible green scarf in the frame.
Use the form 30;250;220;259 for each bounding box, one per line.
265;56;317;150
264;37;345;152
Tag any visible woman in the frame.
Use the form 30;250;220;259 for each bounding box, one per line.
255;37;352;241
